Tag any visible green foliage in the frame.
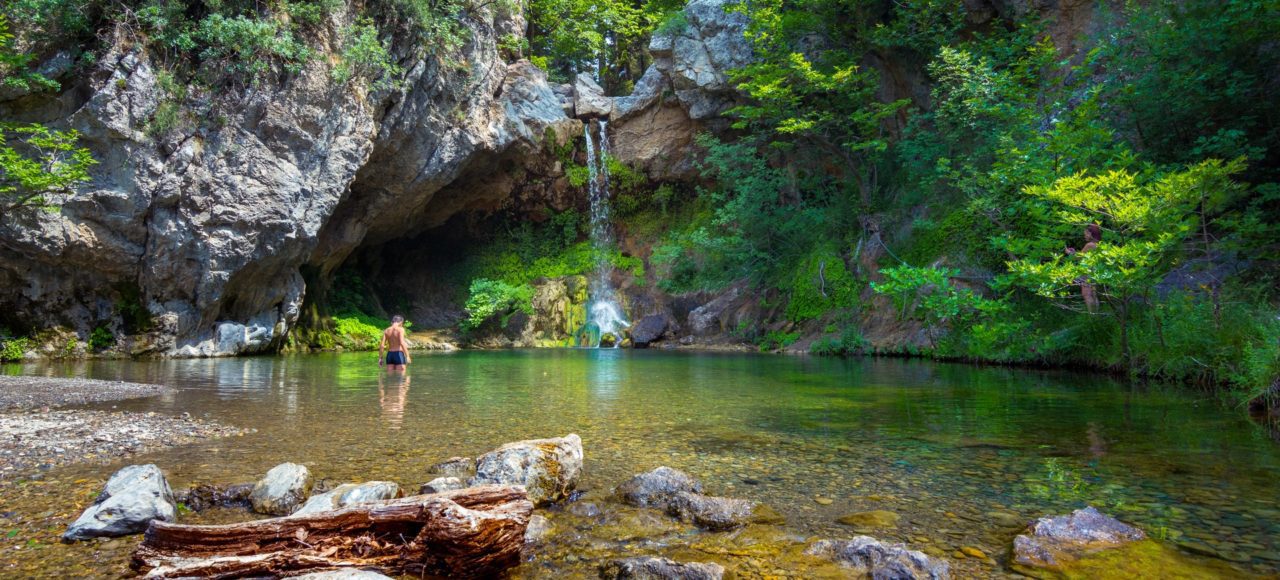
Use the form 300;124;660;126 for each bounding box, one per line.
526;0;669;87
653;10;687;37
147;68;189;136
809;326;868;356
114;282;152;334
872;265;1000;348
0;13;59;93
757;329;799;352
381;0;470;52
0;337;28;362
88;326;113;351
331;313;386;350
193;14;314;79
784;246;858;322
0;124;97;217
461;278;534;331
334;18;403;91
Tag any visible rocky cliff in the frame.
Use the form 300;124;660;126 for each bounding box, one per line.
0;4;580;356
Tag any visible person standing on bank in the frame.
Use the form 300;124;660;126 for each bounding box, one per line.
379;315;412;372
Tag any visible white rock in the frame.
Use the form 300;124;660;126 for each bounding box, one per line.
63;464;176;541
250;462;313;515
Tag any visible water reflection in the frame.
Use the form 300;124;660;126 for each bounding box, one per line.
378;372;410;429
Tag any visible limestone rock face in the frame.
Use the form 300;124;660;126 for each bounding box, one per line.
292;481;401;516
0;5;577;356
600;556;726;580
63;464;176;541
250;462;313;516
807;537;951;580
470;434;584;506
615;466;703;507
574;73;615;118
1013;507;1146;569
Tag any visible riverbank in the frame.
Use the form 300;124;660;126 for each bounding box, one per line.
0;376;250;479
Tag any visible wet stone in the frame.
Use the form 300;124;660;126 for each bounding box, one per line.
64;464;176;541
429;457;476;478
600;556;725;580
249;462;313;516
665;491;784;531
293;481;401;516
471;434;583;507
807;536;951;579
615;466;703;509
1013;506;1146;569
837;510;900;529
419;477;467;494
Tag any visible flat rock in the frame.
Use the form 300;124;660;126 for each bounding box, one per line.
293;481;401;516
600;556;725;579
1013;506;1146;569
63;464;176;541
665;491;783;531
249;462;313;516
471;434;583;506
616;466;703;508
807;536;950;579
419;476;468;494
837;510;901;529
525;514;553;544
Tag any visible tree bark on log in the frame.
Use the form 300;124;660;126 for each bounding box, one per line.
130;485;532;579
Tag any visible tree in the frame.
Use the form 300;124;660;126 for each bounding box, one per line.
1003;159;1248;363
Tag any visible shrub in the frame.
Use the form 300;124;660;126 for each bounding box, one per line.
757;330;799;352
333;18;403;91
810;326;869;356
462;278;534;331
0;337;29;362
194;14;314;80
88;326;114;351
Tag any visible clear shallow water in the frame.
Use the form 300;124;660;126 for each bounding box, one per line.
1;350;1278;577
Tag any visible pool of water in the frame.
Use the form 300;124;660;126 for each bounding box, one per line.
2;350;1278;577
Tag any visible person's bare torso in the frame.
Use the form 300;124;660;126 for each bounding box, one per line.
384;326;406;352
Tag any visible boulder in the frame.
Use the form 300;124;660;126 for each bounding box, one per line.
574;72;615;118
1013;506;1146;569
63;464;176;541
600;556;725;580
665;491;783;531
807;537;950;579
249;462;313;516
430;457;476;478
419;476;468;494
292;481;402;516
615;466;703;508
470;434;584;506
630;315;670;347
688;287;741;335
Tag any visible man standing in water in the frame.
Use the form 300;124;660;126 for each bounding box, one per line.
1066;223;1102;313
379;315;412;371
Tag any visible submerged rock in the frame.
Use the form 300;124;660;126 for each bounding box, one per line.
419;477;468;494
616;466;704;508
249;462;313;516
807;537;950;580
837;510;901;529
471;434;583;506
599;556;725;580
1013;506;1147;569
665;491;783;531
525;514;554;544
64;464;176;541
430;456;477;478
176;482;253;512
293;481;401;516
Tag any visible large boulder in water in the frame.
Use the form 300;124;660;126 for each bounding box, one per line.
600;556;725;579
63;464;176;541
1013;506;1146;569
615;466;703;508
292;481;402;516
250;462;313;515
470;434;583;506
630;315;670;347
665;491;783;531
807;537;950;579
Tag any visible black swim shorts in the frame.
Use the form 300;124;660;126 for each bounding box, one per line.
385;351;406;365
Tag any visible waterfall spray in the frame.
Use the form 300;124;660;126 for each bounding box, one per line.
582;120;630;347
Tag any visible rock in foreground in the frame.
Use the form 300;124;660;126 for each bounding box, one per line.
600;556;725;579
665;491;783;531
293;481;401;516
250;462;313;515
420;477;468;494
471;434;583;506
615;466;703;508
1013;506;1146;569
807;537;950;580
64;464;176;541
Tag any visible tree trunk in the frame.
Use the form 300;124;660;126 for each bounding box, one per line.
131;485;532;579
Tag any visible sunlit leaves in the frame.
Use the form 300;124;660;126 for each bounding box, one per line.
0;124;97;217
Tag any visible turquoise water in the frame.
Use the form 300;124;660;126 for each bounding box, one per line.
2;350;1278;577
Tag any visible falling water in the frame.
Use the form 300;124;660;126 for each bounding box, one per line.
583;120;630;347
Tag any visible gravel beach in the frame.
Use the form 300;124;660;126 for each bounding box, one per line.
0;376;249;478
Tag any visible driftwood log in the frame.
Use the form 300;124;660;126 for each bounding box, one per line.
130;485;533;579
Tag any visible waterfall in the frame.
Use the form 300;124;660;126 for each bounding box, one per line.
582;120;630;348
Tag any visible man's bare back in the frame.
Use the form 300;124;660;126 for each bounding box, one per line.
379;315;411;371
